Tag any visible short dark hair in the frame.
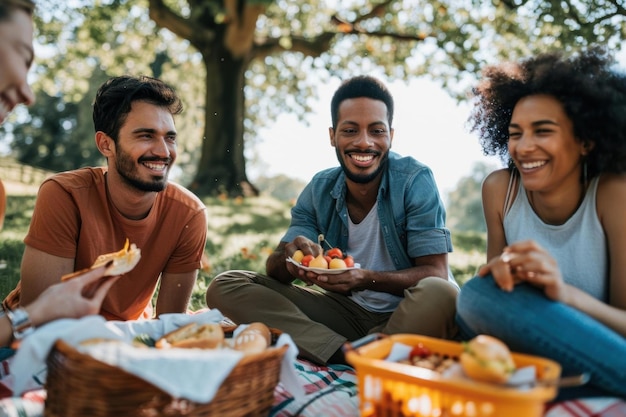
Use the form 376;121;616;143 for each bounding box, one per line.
92;75;183;141
468;46;626;178
0;0;35;21
330;75;394;129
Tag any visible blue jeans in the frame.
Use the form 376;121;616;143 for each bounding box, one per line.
456;275;626;400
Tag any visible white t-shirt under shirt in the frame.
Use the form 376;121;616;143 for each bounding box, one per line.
347;202;404;312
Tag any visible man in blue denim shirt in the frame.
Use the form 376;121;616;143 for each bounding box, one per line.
207;75;459;364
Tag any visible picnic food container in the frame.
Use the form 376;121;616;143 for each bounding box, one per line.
44;326;288;417
344;334;561;417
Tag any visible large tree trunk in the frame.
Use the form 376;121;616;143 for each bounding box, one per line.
149;0;264;198
188;43;259;198
148;0;336;198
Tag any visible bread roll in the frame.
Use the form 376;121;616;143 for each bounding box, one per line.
460;334;516;384
232;322;271;354
156;323;225;349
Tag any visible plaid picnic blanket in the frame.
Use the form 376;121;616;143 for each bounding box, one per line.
0;357;623;417
271;359;359;417
545;398;626;417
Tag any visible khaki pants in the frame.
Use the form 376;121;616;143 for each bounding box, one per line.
206;271;458;364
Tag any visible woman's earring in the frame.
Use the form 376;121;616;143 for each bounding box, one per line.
583;159;588;185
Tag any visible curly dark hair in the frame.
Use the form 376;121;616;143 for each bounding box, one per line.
92;75;183;142
468;46;626;179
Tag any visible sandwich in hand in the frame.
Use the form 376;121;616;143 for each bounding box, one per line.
61;238;141;281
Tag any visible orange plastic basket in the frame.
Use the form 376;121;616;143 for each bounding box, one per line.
344;334;561;417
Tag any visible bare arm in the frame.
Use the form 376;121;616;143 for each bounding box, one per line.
578;174;626;335
154;270;197;317
20;245;74;306
482;169;510;261
476;170;524;290
566;287;626;336
600;175;626;312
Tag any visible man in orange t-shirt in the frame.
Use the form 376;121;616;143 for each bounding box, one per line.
11;75;207;321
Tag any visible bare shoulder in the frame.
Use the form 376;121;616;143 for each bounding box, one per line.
481;168;513;201
480;168;512;222
597;173;626;192
597;174;626;214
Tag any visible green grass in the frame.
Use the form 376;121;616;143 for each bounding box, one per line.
0;194;485;310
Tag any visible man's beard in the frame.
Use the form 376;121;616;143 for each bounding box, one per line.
115;147;170;192
337;148;389;184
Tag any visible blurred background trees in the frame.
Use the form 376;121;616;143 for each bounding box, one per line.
1;0;624;199
446;161;496;234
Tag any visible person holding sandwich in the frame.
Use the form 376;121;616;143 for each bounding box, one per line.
0;0;121;349
3;65;208;320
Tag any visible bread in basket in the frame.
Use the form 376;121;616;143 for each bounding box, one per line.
45;325;287;417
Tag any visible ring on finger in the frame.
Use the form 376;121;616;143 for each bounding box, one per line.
500;252;512;263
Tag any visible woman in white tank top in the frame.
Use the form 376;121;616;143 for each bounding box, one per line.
456;47;626;399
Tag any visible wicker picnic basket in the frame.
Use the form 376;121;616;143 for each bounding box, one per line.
44;326;288;417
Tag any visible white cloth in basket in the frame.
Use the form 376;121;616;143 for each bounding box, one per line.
10;309;304;403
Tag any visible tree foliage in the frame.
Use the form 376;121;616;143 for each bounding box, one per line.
2;0;624;196
6;69;108;171
1;0;207;179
